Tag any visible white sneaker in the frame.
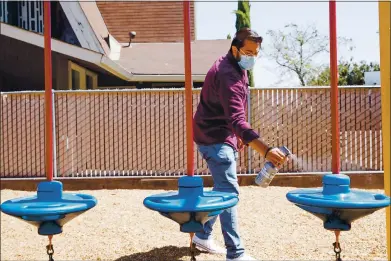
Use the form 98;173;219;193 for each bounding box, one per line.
192;235;226;254
226;253;257;261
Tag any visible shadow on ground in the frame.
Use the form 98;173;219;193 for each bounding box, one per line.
115;245;207;261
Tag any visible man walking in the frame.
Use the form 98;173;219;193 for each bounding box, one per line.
192;28;288;261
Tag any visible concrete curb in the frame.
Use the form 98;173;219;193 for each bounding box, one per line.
0;173;384;191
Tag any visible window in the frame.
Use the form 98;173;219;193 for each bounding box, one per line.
85;70;98;90
17;1;43;33
0;1;8;23
68;61;98;90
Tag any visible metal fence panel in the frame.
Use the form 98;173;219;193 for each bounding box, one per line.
1;93;46;177
0;86;383;178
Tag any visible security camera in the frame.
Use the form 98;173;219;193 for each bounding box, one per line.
126;31;137;47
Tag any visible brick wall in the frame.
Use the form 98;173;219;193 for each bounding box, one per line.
96;1;195;43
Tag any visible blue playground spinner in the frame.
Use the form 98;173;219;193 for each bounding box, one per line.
0;181;97;235
143;176;238;233
286;173;390;231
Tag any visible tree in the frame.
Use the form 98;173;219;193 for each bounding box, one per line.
263;23;354;86
227;33;232;40
233;0;254;87
234;1;251;31
308;59;380;86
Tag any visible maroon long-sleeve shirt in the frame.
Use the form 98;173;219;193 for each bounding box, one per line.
193;52;260;151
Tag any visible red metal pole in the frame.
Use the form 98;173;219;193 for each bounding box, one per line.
329;0;340;174
44;2;53;181
183;1;194;177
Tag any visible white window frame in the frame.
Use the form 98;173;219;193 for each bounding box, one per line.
0;1;8;23
17;1;44;33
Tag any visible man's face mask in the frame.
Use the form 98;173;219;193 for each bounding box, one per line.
237;39;260;70
238;55;256;70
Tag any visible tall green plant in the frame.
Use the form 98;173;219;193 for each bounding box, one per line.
234;0;254;87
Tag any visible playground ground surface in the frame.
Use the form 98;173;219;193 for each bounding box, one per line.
0;186;388;261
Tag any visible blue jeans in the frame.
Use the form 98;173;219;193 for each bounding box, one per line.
196;143;245;259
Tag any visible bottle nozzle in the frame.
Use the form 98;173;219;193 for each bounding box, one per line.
279;146;291;157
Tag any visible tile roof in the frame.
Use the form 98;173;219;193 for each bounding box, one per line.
117;39;232;75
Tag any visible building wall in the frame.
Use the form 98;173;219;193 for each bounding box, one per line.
97;1;195;43
0;35;74;91
0;35;200;92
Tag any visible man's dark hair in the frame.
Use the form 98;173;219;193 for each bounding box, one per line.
230;27;263;51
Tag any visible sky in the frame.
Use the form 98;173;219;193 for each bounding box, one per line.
194;1;381;87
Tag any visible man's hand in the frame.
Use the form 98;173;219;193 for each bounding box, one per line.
265;147;288;168
248;138;289;168
237;137;245;152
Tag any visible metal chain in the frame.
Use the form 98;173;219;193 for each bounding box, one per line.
46;243;54;261
189;233;196;261
190;243;196;261
333;242;342;261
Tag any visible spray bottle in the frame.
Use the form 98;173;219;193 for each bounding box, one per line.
255;146;291;188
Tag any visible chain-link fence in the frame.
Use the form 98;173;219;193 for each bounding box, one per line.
248;87;382;174
0;86;382;178
1;93;45;177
